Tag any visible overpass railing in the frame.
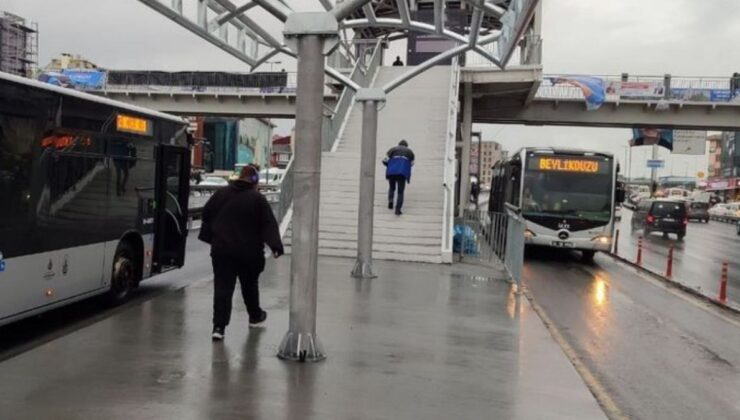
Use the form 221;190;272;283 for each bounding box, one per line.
87;72;299;94
537;74;739;102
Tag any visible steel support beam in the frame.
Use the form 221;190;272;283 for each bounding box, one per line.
351;88;386;279
278;12;339;363
277;35;326;363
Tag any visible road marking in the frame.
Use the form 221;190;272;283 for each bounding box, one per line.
522;287;628;420
596;256;740;329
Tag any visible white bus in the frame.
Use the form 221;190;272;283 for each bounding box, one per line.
0;71;191;326
489;147;624;261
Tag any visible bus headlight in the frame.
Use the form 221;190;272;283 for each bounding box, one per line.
592;235;611;245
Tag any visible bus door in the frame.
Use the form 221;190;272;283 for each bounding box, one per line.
153;144;190;270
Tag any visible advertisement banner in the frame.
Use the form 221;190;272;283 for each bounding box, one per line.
630;128;673;151
61;70;106;89
672;130;707;155
606;81;665;98
671;88;737;103
547;76;606;110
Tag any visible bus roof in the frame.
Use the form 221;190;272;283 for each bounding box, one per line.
0;70;186;125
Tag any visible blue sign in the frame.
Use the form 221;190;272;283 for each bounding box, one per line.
647;160;665;168
62;70;106;89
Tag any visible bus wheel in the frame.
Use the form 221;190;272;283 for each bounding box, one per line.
108;242;137;305
581;250;596;262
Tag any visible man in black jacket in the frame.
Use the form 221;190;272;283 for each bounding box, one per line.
199;165;284;341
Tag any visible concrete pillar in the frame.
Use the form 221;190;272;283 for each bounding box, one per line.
459;82;473;215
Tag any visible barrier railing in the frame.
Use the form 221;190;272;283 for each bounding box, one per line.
457;205;525;285
441;57;461;263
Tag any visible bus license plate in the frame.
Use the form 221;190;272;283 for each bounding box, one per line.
552;241;575;248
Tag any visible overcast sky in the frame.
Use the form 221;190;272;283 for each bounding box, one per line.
4;0;739;178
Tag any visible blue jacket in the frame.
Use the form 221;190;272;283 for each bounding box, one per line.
384;145;415;182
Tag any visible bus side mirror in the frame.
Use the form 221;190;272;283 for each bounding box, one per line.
616;186;626;203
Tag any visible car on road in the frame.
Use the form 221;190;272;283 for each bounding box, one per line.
687;201;710;223
197;176;229;187
631;199;687;240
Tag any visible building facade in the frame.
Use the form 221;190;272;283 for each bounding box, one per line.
707;134;722;178
706;131;740;201
470;140;504;186
44;53;98;71
0;11;37;77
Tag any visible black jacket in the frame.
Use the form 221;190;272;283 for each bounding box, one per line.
199;181;284;259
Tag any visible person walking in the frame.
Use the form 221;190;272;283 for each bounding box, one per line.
383;140;415;216
199;165;284;341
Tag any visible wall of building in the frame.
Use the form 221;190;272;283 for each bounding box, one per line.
471;140;504;186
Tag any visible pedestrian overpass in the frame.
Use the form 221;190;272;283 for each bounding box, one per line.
465;66;740;130
88;76;338;118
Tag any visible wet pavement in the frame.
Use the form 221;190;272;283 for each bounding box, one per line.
0;244;605;420
615;209;740;308
524;248;740;420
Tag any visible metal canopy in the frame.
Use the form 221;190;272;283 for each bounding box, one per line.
137;0;541;83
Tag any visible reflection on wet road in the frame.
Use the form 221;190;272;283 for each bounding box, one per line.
615;209;740;307
524;247;740;420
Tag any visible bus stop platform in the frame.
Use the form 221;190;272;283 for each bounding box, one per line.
0;256;605;420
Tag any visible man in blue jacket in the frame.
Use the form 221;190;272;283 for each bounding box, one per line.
383;140;415;216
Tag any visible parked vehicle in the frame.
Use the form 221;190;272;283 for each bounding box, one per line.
631;199;687;240
197;176;229;187
687;202;710;223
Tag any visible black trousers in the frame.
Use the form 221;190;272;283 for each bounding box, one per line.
212;253;265;327
388;175;407;211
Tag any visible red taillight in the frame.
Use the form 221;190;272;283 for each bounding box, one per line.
646;215;656;223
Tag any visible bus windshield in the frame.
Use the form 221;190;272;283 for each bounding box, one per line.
522;155;613;222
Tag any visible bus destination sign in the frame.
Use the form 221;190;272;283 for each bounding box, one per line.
531;157;609;174
116;114;152;135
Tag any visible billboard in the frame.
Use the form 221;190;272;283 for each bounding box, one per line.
630;128;673;151
672;130;707;155
606;81;665;98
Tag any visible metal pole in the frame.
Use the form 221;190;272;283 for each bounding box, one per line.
459;82;473;215
352;99;379;278
651;143;659;196
277;34;326;363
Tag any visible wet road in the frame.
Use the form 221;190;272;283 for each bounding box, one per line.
524;248;740;420
615;209;740;308
0;236;212;361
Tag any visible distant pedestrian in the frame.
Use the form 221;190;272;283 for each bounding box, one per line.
199;165;284;341
383;140;415;216
471;179;481;208
392;56;404;66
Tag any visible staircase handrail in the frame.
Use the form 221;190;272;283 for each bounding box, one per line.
322;38;383;152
